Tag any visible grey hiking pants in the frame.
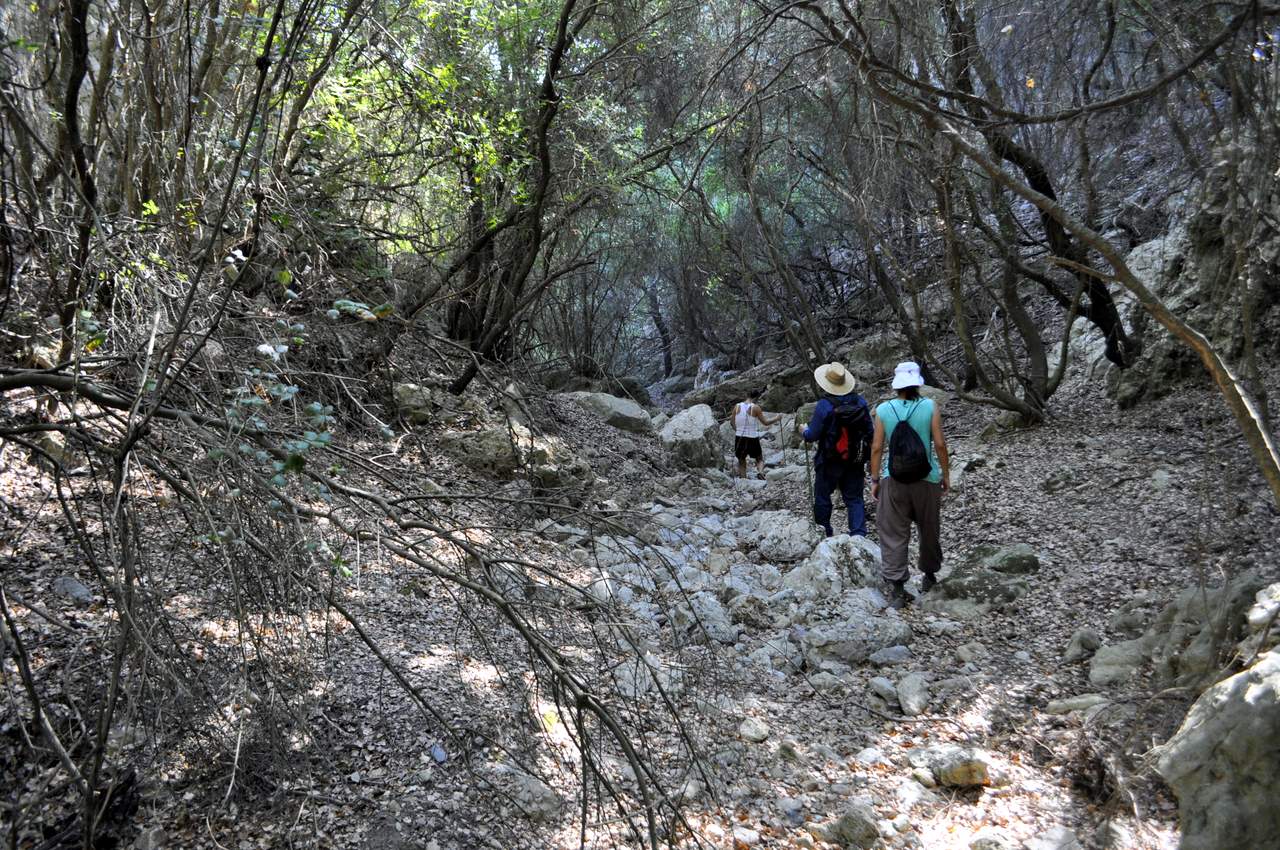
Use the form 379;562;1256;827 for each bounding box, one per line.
877;478;943;582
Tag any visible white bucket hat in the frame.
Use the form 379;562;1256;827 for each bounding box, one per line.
814;362;857;395
891;361;925;390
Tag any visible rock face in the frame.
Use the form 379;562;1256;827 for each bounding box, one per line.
564;392;653;432
1156;651;1280;850
659;404;723;467
1146;572;1267;688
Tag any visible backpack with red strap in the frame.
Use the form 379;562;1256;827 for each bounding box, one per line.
821;396;872;466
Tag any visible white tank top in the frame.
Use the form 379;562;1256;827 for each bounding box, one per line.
734;402;762;438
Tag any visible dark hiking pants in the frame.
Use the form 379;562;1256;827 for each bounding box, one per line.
877;477;942;582
814;463;866;537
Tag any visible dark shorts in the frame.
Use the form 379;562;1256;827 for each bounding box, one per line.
734;436;763;461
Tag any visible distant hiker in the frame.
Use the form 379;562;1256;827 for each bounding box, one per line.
730;396;781;479
801;362;874;537
869;361;951;609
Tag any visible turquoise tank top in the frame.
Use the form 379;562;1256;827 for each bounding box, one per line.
876;398;941;484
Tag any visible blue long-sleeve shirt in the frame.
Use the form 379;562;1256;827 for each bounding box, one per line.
803;392;873;468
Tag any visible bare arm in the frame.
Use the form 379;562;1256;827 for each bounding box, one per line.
931;405;950;490
869;414;886;498
752;404;780;426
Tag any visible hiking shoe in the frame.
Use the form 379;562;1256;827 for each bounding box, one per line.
887;581;912;610
920;573;938;594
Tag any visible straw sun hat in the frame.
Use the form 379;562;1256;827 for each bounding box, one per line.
814;362;858;395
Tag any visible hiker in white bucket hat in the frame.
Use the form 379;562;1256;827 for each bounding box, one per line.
869;361;951;609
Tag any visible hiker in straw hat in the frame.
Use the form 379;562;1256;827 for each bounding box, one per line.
799;362;874;537
869;361;951;609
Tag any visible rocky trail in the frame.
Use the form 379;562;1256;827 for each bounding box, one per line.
311;375;1278;849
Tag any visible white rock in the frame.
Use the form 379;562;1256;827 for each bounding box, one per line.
752;511;823;561
823;799;880;848
1024;826;1082;850
660;404;722;467
868;676;898;705
500;768;563;822
671;591;739;644
1045;694;1109;715
783;534;882;597
798;617;913;669
739;716;770;743
563;391;653;432
1089;639;1148;686
969;826;1016;849
1156;650;1280;850
896;673;930;716
854;746;886;765
1064;627;1103;662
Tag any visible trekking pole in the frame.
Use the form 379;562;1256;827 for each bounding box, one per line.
803;439;813;506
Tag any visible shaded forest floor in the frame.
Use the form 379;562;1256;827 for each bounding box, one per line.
2;363;1277;850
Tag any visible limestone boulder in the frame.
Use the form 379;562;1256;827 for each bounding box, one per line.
1241;582;1280;658
1064;627;1103;663
972;543;1041;574
660;404;723;468
912;744;1003;788
564;392;653;433
896;673;931;716
438;427;521;475
1088;639;1149;686
649;373;694;397
671;591;739;644
783;534;882;599
613;652;679;698
392;382;442;425
33;432;72;467
1156;651;1280;850
440;424;593;497
798;616;913;671
922;546;1033;620
1147;572;1267;688
53;575;93;606
729;510;822;562
821;799;880;849
496;767;564;823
